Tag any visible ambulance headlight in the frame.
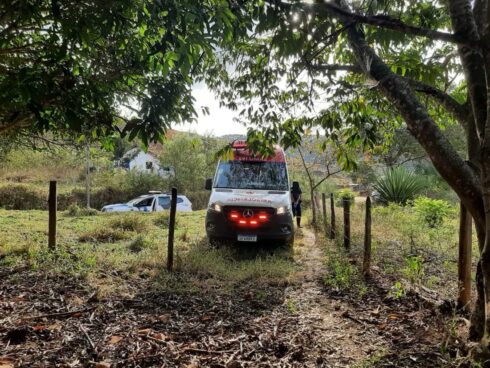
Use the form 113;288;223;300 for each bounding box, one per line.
210;203;222;212
276;206;289;215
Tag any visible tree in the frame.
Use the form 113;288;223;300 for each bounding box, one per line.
159;133;219;193
0;0;247;145
292;139;341;225
207;0;490;348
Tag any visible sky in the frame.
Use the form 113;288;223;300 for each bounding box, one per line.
179;83;247;136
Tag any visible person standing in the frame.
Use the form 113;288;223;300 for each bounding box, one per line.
291;182;302;228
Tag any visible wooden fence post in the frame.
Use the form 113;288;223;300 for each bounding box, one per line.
322;193;328;235
330;193;335;239
363;196;372;276
315;194;321;228
458;201;472;311
167;187;177;272
48;181;57;250
343;197;350;250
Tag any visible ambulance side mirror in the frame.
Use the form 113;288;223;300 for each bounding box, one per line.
205;178;213;191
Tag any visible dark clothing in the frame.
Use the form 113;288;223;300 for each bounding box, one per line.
291;187;302;218
292;201;302;217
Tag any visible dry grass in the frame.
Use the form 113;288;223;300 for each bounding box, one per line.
0;209;295;294
317;200;467;300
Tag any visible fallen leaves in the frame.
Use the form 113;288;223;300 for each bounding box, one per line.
95;362;111;368
0;357;14;368
108;335;123;344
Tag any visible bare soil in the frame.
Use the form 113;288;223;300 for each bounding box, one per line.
0;228;466;367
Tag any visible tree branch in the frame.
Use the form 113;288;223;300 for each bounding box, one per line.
335;0;485;229
297;147;313;185
299;60;470;128
290;1;482;48
407;79;470;128
397;154;427;167
448;0;487;140
301;62;362;73
312;169;342;190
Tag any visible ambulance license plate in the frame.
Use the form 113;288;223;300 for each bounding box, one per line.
238;234;257;242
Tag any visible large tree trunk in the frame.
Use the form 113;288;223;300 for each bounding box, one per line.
470;219;487;340
335;0;489;345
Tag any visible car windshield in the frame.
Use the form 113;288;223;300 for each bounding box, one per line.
128;196;151;206
214;160;288;190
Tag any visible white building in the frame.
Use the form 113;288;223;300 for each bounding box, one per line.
119;148;174;178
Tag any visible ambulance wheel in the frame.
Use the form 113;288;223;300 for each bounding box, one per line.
284;234;294;248
208;236;221;247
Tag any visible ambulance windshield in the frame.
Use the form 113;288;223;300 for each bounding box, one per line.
214;160;288;191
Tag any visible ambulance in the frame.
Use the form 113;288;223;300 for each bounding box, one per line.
205;141;295;245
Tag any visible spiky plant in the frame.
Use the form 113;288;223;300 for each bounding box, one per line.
374;167;425;205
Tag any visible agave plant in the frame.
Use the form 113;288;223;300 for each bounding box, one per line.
373;167;425;205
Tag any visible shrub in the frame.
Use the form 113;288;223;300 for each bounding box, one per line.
374;167;425;205
107;214;148;232
0;184;47;210
79;227;127;243
153;212;181;228
335;188;355;207
402;255;424;284
413;196;453;228
65;204;99;217
124;171;168;198
186;190;210;210
71;186;131;211
128;235;151;253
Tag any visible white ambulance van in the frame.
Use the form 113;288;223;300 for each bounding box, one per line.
204;141;295;245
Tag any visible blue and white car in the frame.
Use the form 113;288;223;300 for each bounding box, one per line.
102;192;192;213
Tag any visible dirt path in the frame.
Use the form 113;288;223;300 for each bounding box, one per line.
283;227;374;367
288;228;460;368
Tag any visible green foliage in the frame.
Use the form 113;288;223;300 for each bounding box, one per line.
123;171;168;197
65;204;99;217
324;254;357;290
402;255;424;284
107;214;148;233
389;281;406;299
1;1;249;142
413;196;454;228
0;184;47;210
335;188;355;207
205;0;464;181
374;167;425;205
286;299;298;314
128;235;151;253
80;213;148;243
79;227;128;243
416;162;459;203
159;134;220;193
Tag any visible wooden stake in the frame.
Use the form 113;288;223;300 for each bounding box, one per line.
330;193;335;239
322;193;328;235
363;196;372;276
85;144;91;208
343;198;350;250
167;188;177;271
458;201;472;311
48;181;57;250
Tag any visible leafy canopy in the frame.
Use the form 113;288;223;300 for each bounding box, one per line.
0;0;250;145
205;0;465;165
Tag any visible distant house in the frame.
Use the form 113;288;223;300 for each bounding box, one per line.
119;148;174;178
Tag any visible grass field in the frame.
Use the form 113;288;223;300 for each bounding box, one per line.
0;209;296;296
318;200;478;302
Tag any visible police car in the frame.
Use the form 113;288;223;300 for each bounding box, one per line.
101;191;192;213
